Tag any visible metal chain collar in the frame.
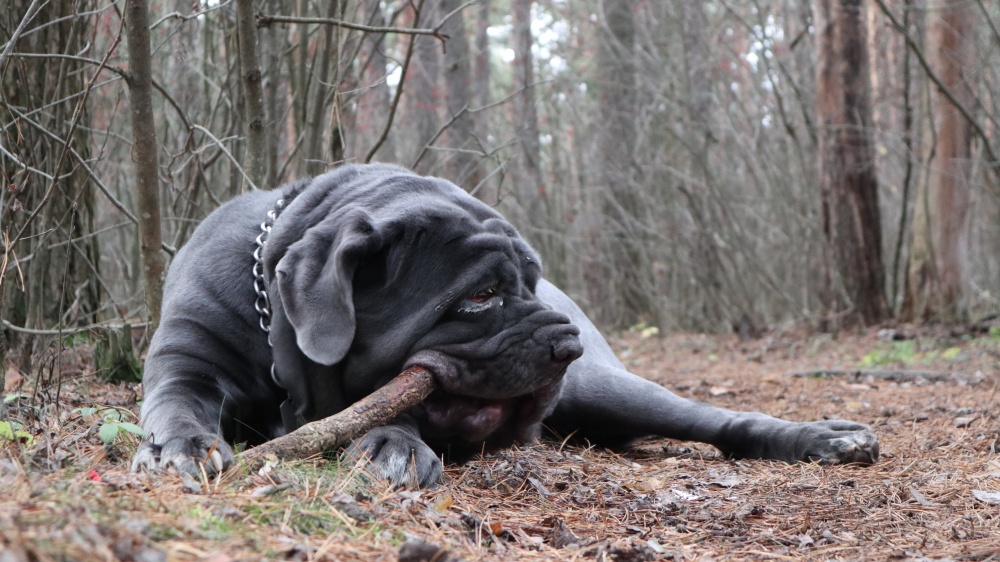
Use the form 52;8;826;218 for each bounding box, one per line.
253;197;305;428
253;198;285;344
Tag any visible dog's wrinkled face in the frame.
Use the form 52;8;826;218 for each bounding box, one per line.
347;208;584;447
264;169;583;449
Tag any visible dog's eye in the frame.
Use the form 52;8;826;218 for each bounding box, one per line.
470;285;496;303
456;285;500;314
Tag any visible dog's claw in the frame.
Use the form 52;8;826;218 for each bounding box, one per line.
800;421;879;465
131;434;234;476
209;449;225;473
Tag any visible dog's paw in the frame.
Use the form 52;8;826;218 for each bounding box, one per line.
130;434;234;476
345;426;442;488
795;420;879;465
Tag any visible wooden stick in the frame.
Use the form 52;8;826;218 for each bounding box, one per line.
239;366;436;471
787;369;959;382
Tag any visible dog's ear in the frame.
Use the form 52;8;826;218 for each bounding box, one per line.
275;209;379;365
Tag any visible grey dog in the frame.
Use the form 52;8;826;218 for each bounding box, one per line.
131;163;878;486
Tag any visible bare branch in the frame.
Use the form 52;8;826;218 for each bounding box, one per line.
365;0;425;163
256;13;447;44
191;125;259;190
10;27;123;253
0;0;44;69
787;369;971;383
239;366;436;471
873;0;1000;185
1;103;176;256
1;318;149;336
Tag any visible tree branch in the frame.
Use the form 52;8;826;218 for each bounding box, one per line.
256;13;447;44
365;0;425;163
873;0;1000;188
239;366;436;471
0;0;44;70
787;368;966;383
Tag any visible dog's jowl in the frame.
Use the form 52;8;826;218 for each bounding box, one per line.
131;163;878;487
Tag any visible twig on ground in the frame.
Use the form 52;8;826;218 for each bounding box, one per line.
239;366;436;471
787;369;965;383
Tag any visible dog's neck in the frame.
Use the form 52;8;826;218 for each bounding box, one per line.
252;197;286;340
253;196;308;431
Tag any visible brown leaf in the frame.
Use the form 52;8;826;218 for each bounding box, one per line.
709;386;733;397
434;494;454;512
4;365;24;393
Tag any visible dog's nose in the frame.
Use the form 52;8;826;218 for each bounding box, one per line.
551;336;583;363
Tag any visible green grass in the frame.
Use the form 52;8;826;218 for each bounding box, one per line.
860;339;966;368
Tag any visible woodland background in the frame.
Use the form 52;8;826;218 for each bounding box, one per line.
2;0;999;362
3;3;1000;559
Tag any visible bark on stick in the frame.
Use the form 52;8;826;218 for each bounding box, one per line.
240;366;436;471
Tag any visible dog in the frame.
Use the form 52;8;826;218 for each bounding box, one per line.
131;163;878;486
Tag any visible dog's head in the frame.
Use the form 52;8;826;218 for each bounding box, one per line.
263;164;583;447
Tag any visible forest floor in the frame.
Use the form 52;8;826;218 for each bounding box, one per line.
2;323;1000;561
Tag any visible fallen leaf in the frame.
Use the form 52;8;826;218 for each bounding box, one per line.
541;515;579;547
708;474;744;488
646;539;666;554
908;485;934;506
709;386;733;397
4;366;24;393
841;383;872;391
250;483;292;497
972;490;1000;505
527;476;552;497
671;488;701;502
631;477;663;492
434;494;454;512
955;416;979;428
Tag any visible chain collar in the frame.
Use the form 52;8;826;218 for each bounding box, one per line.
253;198;285;343
253;196;307;430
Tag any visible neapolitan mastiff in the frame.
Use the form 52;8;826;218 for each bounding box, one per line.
132;163;878;486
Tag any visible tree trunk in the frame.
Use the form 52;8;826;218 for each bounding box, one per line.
405;1;443;173
357;0;396;163
124;0;166;329
236;0;267;190
439;0;480;187
678;1;732;332
591;0;645;326
512;0;544;214
1;0;100;334
304;0;342;175
473;0;491;131
814;0;887;326
902;0;975;322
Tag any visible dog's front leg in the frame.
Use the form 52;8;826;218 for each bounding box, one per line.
344;414;442;487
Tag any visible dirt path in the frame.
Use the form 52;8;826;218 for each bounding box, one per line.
2;327;998;560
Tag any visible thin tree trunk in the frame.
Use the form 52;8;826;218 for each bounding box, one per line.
513;0;543;212
305;0;342;175
124;0;165;329
903;0;975;322
439;0;479;187
2;0;100;333
814;0;887;326
236;0;267;190
679;1;732;332
592;0;645;326
405;1;443;173
473;0;490;125
359;0;396;163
